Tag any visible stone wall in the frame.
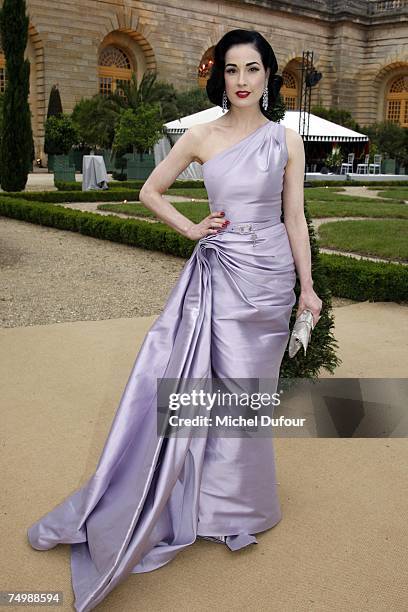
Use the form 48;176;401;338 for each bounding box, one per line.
0;0;406;160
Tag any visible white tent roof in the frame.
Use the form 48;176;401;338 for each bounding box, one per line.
164;108;368;142
284;111;368;142
155;108;368;179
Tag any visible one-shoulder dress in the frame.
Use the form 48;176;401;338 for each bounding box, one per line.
27;119;297;612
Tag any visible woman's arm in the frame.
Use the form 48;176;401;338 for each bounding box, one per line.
282;126;322;325
139;126;226;241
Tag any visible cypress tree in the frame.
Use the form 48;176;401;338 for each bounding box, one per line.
47;84;63;119
44;84;63;155
0;0;34;191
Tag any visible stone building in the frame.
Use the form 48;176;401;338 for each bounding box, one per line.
0;0;406;162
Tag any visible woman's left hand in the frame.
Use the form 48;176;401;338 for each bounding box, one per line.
297;288;323;327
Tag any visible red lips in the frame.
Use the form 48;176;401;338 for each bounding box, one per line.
236;91;250;98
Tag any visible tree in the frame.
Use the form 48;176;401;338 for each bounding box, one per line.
47;84;63;119
114;71;157;109
71;94;123;150
362;121;408;167
113;70;210;123
311;106;361;132
44;84;63;155
0;0;34;191
44;114;79;155
173;86;214;119
112;104;163;159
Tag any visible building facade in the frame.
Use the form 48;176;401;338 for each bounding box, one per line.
0;0;407;161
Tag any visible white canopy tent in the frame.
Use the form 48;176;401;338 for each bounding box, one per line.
153;108;369;180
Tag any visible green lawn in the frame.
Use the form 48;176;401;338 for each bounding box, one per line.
307;200;408;219
166;186;408;217
98;200;210;223
164;187;209;199
99;185;408;220
368;188;408;200
317;219;407;262
97;187;408;262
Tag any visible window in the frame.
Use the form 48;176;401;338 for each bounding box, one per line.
281;71;298;110
98;46;132;97
386;75;408;127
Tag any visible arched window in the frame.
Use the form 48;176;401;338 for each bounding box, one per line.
386;75;408;127
0;53;6;93
98;46;132;97
281;70;298;110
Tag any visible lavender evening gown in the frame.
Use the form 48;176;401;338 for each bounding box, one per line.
27;120;297;611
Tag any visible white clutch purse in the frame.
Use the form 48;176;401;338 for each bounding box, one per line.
288;308;315;358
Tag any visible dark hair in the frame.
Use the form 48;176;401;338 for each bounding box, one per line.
206;29;283;118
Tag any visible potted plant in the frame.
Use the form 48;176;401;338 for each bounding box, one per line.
112;104;163;179
324;144;343;173
71;94;124;173
44;113;79;179
381;153;396;175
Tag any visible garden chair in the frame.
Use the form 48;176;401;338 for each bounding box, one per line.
368;154;382;174
340;152;354;174
356;154;370;174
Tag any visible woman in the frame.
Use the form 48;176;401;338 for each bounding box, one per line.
27;29;322;612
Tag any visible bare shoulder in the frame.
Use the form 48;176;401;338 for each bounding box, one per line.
184;121;221;164
163;123;204;166
284;126;305;161
284;126;303;146
176;122;211;164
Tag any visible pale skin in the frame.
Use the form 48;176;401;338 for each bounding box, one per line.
139;43;322;326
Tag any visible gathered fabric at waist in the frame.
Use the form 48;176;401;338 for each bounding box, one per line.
197;218;294;267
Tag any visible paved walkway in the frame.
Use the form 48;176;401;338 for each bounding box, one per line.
2;301;408;611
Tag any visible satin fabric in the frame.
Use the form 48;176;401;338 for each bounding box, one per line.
27;120;296;612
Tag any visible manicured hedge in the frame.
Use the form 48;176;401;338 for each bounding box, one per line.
54;179;206;191
53;178;408;194
1;195;406;302
318;252;407;302
0;190;142;203
54;180;143;191
0;196;194;258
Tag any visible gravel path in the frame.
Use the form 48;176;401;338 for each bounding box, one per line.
338;186;391;200
0;217;186;328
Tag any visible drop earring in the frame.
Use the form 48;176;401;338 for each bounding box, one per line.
262;84;268;110
222;90;228;112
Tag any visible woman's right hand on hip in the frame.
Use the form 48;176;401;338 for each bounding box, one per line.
185;211;230;241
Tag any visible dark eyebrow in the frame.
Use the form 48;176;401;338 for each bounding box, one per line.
225;61;260;67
